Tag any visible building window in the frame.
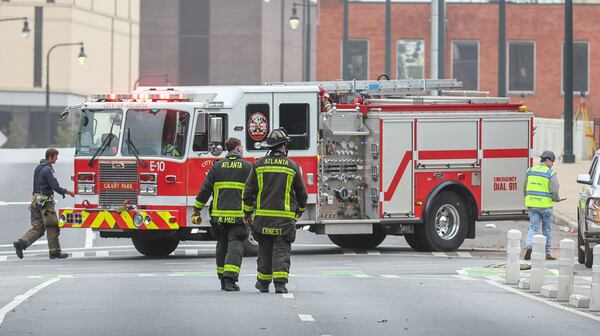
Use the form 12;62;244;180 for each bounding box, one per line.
343;40;369;80
396;39;425;79
562;41;589;94
279;103;309;150
508;41;535;93
451;40;479;91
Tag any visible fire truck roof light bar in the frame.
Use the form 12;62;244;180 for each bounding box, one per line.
265;79;463;96
89;91;191;102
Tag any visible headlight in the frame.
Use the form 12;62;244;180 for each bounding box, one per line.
133;213;144;227
78;184;95;194
139;184;157;195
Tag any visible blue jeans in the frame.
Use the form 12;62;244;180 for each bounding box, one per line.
525;207;553;255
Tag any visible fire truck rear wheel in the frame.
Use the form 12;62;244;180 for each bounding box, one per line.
419;191;468;251
404;234;429;252
131;236;180;256
327;225;387;250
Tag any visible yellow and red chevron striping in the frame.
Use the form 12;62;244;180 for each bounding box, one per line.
59;209;179;230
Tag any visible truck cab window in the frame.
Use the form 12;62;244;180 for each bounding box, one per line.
279;103;309;150
193;114;209;151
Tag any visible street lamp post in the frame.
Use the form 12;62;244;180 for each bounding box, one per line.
289;0;316;81
0;17;30;38
45;42;87;146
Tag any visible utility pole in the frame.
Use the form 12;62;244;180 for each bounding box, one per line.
564;0;575;163
438;0;445;79
304;0;312;81
431;0;439;80
498;0;506;97
342;0;349;80
385;0;391;77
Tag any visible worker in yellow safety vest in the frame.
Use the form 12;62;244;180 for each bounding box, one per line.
524;150;561;261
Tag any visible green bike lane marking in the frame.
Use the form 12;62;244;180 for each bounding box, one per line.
461;267;556;278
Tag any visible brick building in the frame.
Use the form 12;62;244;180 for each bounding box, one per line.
317;0;600;119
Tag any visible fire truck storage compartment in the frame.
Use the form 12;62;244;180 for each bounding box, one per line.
480;119;530;214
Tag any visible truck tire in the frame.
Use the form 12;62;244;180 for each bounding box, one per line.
584;241;594;268
328;225;387;250
404;234;429;252
243;231;259;257
132;236;179;256
577;215;585;264
418;191;468;251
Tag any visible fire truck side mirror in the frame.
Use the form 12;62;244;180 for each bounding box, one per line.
58;109;70;121
209;117;223;144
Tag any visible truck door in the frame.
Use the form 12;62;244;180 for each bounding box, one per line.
273;92;318;202
381;120;413;217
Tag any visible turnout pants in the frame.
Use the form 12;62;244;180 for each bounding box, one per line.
253;221;296;285
20;201;61;254
215;224;248;281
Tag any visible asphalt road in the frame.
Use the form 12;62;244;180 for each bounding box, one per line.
1;155;599;335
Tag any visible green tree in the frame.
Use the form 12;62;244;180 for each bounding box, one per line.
53;118;78;147
1;117;26;148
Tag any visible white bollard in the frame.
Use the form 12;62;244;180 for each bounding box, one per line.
529;234;546;292
505;229;522;285
590;245;600;311
557;239;575;301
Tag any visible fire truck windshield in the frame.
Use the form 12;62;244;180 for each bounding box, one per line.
121;109;190;158
75;109;123;156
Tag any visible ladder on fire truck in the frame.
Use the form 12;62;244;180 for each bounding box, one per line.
266;78;510;104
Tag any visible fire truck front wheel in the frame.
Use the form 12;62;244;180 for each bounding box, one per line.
327;225;387;249
132;236;180;256
418;191;469;251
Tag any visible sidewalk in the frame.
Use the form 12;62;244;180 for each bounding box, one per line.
551;159;592;230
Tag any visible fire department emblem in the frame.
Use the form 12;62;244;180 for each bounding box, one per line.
247;112;269;141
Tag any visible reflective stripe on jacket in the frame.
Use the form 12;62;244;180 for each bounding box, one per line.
194;152;252;222
524;164;555;208
243;151;308;225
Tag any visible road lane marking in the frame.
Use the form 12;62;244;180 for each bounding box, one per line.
381;275;401;279
282;293;294;299
298;314;315;322
0;256;7;262
95;251;109;257
485;280;600;322
71;252;85;258
366;250;381;255
432;252;448;257
352;274;373;278
0;201;31;206
0;277;61;326
453;275;477;281
138;274;155;277
342;249;356;255
456;252;472;258
84;229;95;249
485;276;504;282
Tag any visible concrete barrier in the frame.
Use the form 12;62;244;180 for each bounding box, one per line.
529;234;546;292
590;245;600;311
557;239;575;301
505;229;522;285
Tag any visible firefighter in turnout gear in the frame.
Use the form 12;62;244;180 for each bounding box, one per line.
13;148;74;259
194;138;252;291
523;150;561;261
243;128;308;294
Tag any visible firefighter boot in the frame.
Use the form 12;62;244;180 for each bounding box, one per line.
255;280;270;293
13;239;25;259
49;251;69;259
223;278;240;292
274;283;288;294
220;278;225;291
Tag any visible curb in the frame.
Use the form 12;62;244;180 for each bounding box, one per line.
554;210;577;231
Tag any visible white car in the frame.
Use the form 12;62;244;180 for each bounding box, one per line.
576;153;600;268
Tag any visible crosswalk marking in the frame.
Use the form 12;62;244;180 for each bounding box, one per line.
456;252;472;258
342;249;357;255
71;252;85;259
0;256;7;262
381;274;401;279
485;275;504;282
432;252;448;257
95;251;109;257
367;250;381;255
282;293;294;299
453;275;477;281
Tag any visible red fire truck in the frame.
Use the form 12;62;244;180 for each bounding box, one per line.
58;79;533;256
